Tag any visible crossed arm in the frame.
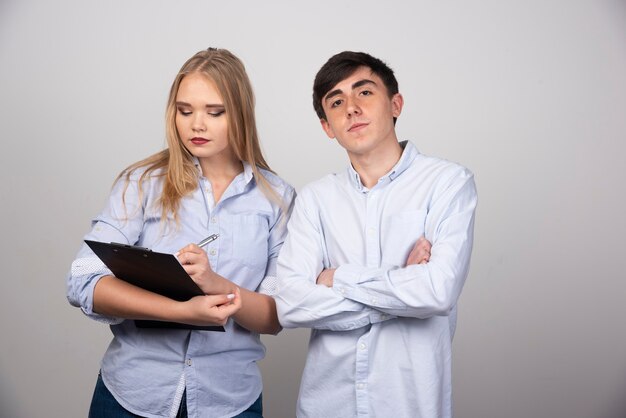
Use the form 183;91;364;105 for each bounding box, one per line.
275;170;476;328
316;236;432;287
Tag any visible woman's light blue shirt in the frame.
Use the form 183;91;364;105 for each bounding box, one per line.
67;161;294;418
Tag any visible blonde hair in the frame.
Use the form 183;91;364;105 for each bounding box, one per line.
117;48;281;224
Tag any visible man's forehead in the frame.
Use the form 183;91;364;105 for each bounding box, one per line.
331;67;375;89
323;67;378;100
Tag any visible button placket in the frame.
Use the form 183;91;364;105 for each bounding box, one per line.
365;190;381;268
355;331;370;416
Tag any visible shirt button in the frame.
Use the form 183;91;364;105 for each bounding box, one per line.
370;298;377;304
359;343;366;350
210;217;217;223
186;359;192;366
209;249;217;256
357;383;365;390
368;228;375;235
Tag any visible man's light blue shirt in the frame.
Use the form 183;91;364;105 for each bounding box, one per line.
67;161;294;418
276;141;477;418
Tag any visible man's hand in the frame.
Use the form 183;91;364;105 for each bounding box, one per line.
406;236;432;266
316;268;336;287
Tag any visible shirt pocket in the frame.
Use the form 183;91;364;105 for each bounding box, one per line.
232;214;270;271
381;209;428;267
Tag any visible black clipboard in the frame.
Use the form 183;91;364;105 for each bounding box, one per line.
85;240;224;331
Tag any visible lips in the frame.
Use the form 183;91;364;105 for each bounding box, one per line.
348;122;369;132
190;137;210;145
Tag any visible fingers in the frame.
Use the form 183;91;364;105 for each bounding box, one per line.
406;236;433;266
175;243;203;258
205;293;236;307
204;289;241;325
227;288;242;310
415;236;432;258
181;260;212;277
177;248;208;266
415;236;432;252
316;269;336;287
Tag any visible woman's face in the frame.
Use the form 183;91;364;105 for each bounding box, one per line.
175;72;233;163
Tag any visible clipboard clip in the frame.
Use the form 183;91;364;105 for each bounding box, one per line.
110;242;152;252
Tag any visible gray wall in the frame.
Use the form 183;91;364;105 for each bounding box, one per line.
1;1;625;417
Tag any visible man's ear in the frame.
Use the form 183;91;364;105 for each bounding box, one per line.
391;93;404;118
320;118;335;139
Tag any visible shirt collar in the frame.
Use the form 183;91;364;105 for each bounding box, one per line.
241;161;254;184
347;140;419;191
192;156;254;184
388;140;418;180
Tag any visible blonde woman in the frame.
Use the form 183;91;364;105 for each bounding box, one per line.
67;48;294;418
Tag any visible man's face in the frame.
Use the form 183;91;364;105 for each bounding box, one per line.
320;66;403;159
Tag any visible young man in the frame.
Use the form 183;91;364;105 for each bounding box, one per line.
275;51;477;417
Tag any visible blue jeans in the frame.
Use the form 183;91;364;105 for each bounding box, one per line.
89;373;263;417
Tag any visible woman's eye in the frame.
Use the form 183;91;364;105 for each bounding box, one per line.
178;109;192;116
209;110;225;117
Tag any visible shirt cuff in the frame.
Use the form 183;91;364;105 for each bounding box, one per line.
82;275;124;325
334;264;399;315
335;265;397;324
333;263;376;293
71;257;124;325
257;275;278;296
369;311;395;324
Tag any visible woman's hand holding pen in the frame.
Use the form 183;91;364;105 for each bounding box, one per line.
177;243;236;296
176;242;241;325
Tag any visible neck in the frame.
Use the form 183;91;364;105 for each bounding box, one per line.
198;154;243;183
349;139;403;189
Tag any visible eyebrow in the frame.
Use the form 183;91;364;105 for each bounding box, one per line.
175;101;224;108
324;79;378;103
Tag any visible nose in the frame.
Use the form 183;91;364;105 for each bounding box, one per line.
346;97;361;118
192;113;206;132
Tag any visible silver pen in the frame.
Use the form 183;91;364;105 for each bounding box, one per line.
198;233;219;248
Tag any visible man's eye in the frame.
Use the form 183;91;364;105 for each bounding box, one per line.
361;90;372;96
331;99;343;108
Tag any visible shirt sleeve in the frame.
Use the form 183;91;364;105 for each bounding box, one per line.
333;169;477;319
257;185;296;296
66;175;145;324
275;188;390;331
